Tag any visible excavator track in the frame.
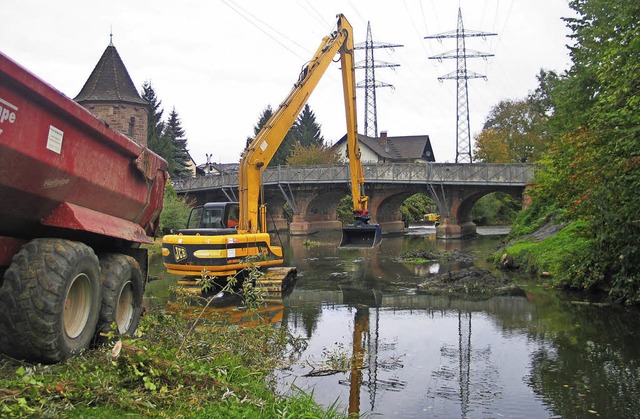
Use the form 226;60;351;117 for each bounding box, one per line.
254;267;298;295
176;266;297;297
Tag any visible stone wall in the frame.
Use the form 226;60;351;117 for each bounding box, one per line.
82;102;148;147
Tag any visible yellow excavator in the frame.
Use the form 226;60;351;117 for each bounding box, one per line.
161;14;381;283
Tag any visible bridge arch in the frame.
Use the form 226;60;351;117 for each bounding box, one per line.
368;185;425;233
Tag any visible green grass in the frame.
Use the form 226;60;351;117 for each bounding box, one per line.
500;220;593;285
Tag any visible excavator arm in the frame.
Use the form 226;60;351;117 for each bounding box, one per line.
239;14;358;234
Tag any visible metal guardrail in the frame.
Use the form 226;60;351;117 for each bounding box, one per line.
172;163;537;192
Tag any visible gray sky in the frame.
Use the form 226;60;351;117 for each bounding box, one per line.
2;0;574;165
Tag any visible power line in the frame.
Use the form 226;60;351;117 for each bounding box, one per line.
220;0;308;60
425;7;496;163
354;21;403;138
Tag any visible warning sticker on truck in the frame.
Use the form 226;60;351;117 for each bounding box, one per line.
47;125;64;154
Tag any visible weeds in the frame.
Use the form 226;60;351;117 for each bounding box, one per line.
0;263;344;418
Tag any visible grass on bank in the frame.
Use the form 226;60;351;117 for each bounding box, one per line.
0;285;345;418
499;220;592;282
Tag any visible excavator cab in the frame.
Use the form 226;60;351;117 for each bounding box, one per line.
339;210;382;248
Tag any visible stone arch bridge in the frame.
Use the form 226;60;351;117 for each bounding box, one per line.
172;163;536;238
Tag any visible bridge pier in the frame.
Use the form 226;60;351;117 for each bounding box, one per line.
436;218;477;239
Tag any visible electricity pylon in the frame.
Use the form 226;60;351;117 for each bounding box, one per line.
355;21;403;138
425;8;496;163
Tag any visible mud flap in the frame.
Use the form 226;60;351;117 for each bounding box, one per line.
339;224;382;248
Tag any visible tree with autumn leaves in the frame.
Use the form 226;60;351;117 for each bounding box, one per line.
474;70;556;163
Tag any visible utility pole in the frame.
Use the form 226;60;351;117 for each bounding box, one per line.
355;21;403;138
425;8;496;163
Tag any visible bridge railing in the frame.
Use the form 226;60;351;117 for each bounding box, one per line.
172;163;537;192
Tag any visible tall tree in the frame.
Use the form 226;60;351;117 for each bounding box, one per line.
292;104;324;148
141;81;165;143
141;81;172;163
163;108;192;178
245;106;273;152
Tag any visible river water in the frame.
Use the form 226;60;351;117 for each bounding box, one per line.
146;227;640;418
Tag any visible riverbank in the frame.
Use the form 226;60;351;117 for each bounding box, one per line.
494;214;634;304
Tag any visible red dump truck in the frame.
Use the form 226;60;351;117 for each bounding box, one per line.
0;52;168;363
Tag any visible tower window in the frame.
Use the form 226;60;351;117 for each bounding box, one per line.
128;116;135;136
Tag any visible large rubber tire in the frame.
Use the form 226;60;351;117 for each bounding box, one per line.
96;254;144;341
0;239;101;363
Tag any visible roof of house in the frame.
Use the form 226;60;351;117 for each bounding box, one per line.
74;43;147;106
333;133;436;162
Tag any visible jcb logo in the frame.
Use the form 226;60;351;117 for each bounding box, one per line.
174;246;187;262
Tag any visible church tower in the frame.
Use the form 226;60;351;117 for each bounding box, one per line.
74;38;148;146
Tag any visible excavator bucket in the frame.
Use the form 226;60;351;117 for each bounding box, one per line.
339;224;382;248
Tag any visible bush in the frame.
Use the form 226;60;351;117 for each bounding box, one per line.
160;184;191;234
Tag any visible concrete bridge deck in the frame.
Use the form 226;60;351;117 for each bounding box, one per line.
173;163;537;238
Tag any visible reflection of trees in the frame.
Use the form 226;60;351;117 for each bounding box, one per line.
527;305;640;418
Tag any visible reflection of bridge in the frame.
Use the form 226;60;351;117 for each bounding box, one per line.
173;163;536;238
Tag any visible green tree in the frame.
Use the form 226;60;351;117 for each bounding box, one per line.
245;106;273;150
292;104;324;148
245;104;325;166
163;108;192;178
473;128;510;163
245;106;295;166
472;192;520;226
142;81;173;165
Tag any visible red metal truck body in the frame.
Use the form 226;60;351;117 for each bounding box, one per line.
0;51;167;263
0;51;168;363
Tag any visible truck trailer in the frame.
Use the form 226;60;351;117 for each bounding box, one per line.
0;51;168;363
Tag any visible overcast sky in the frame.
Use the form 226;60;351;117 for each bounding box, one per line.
2;0;574;165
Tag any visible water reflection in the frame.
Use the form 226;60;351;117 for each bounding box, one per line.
147;231;640;418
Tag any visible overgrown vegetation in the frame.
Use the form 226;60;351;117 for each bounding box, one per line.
498;0;640;304
399;193;437;226
0;272;345;418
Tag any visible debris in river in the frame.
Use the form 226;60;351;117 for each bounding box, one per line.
417;267;524;300
399;249;474;265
